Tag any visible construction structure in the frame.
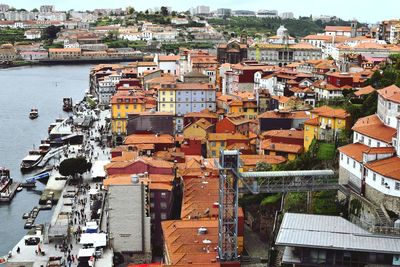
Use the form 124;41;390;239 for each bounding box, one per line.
217;150;337;262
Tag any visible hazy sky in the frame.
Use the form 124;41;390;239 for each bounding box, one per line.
4;0;399;23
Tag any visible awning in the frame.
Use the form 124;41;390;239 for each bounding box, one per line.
78;248;95;258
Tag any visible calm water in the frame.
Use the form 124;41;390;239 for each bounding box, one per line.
0;64;92;256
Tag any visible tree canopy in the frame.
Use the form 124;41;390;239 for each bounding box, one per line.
59;157;91;178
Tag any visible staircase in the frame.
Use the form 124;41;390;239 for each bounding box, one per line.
375;206;392;227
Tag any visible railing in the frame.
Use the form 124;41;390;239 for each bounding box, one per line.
350;215;400;236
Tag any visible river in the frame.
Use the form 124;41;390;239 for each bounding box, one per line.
0;64;92;256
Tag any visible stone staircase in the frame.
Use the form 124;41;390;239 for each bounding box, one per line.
375;206;392;227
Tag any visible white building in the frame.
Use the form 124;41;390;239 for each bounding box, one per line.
0;4;9;12
279;12;294;19
97;72;122;105
155;54;180;76
40;5;55;12
256;10;278;18
339;84;400;213
107;182;151;261
24;29;41;40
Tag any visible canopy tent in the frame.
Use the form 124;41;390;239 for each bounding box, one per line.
79;233;107;247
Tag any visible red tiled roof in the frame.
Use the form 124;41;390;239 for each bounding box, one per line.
365;156;400;181
377;85;400;104
338;143;369;162
354;85;376;96
352;114;396;143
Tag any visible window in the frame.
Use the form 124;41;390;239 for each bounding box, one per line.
160;213;167;220
117;104;120;109
389;102;392;109
306;126;309;131
396;182;400;190
161;192;167;198
368;139;371;146
125;105;129;109
381;177;385;186
340;154;343;160
353;161;356;168
162;91;166;95
211;150;216;157
150;202;154;208
377;142;380;147
220;141;225;147
150;192;155;198
373;173;376;181
211;141;216;147
347;157;349;164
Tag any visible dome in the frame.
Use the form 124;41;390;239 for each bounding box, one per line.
277;25;288;37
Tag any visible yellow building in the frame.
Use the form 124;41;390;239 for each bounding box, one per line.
304;105;350;151
157;84;176;114
207;133;248;158
183;118;213;139
111;91;145;135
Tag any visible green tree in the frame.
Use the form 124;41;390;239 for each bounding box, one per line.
127;6;135;15
59;157;91;178
161;6;169;16
43;25;61;39
31;8;39;12
255;162;272;172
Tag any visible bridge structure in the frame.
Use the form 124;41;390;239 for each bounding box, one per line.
217;150;339;262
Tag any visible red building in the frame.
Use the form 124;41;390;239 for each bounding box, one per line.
326;72;353;87
105;157;174;176
216;116;250;135
180;138;203;156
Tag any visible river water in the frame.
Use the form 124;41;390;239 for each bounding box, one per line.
0;64;92;256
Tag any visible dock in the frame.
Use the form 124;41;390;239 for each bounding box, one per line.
0;182;20;202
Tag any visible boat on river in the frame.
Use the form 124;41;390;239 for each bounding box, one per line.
0;167;12;193
29;108;39;119
20;150;43;172
63;97;73;112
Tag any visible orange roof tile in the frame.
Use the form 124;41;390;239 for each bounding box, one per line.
262;129;304;140
377;85;400;103
338;143;369;162
365;156;400;181
124;134;174;145
240;154;286;166
261;140;303;154
354;85;376;96
311;105;349;119
352;114;396;143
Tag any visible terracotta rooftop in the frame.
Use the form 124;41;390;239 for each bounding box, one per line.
184;109;218;119
262;129;304;140
261;140;303;154
124;134;174;145
377;85;400;104
352;114;396;143
161;220;220;266
181;178;219;220
354;85;376;96
240;154;286;166
338;143;369;162
365;156;400;181
311;105;350;119
304;117;320;126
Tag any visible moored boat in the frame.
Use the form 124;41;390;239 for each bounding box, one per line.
0;167;12;193
20;150;43;172
29;108;39;119
63;97;73;112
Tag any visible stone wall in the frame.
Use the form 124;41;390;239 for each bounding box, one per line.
365;184;400;214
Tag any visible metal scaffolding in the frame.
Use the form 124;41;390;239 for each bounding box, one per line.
217;150;338;262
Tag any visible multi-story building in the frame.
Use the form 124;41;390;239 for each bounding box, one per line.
217;38;248;64
256;9;278;18
157;82;216;115
0;44;18;61
303;106;350;151
206;132;249;157
339;84;400;213
39;5;55;12
48;48;81;60
0;4;9;12
216;8;231;18
279;12;294;19
111;91;146;135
